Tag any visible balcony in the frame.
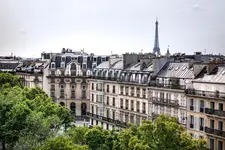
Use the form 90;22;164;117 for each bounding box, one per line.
150;83;185;90
185;89;225;100
151;97;179;107
205;108;225;117
86;112;128;128
205;127;225;138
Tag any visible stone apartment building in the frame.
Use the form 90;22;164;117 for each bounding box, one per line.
186;63;225;150
42;48;109;119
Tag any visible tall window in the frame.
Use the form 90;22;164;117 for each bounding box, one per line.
210;102;215;109
92;94;94;101
106;96;109;105
210;120;215;129
131;87;134;96
136;87;140;97
142;88;146;98
113;98;115;106
131;100;134;110
199;117;204;131
219;103;223;111
190;115;194;128
107;85;109;93
190;99;194;110
136;101;140;112
210;139;214;150
120;98;123;108
142;102;146;113
125;99;129;109
120;86;124;95
218;141;223;150
218;121;223;131
200;100;204;112
113;85;115;93
92;83;94;90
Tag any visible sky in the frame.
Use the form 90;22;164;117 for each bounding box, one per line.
0;0;225;58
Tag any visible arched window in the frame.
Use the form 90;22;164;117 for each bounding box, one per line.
70;102;76;115
81;103;87;115
141;74;148;84
60;102;65;106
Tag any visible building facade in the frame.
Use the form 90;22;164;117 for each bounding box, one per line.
43;48;109;119
186;64;225;150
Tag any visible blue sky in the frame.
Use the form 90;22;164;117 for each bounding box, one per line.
0;0;225;57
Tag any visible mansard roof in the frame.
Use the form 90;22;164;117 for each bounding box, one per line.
156;62;194;79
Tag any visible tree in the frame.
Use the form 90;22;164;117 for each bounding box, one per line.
66;126;89;145
0;85;73;149
37;136;76;150
0;72;22;88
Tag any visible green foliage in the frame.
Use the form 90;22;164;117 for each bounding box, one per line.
37;136;76;150
0;73;73;149
0;72;22;88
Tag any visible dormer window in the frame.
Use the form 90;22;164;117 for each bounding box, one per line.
82;63;87;69
51;63;55;69
61;62;65;68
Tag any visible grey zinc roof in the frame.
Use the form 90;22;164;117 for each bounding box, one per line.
126;63;141;71
96;61;109;69
194;66;225;84
110;60;123;69
156;62;194;79
143;64;154;72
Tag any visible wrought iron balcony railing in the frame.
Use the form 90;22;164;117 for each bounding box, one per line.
86;112;128;128
185;89;225;99
151;97;179;107
205;108;225;117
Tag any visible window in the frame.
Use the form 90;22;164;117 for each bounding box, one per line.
130;115;134;123
120;98;123;108
92;83;94;90
82;86;86;90
93;57;97;62
120;86;124;95
71;90;75;98
107;85;109;92
142;103;146;113
131;87;134;96
112;111;115;120
106;97;109;105
142;88;146;98
136;101;140;112
60;85;64;89
136;87;140;97
190;115;194;128
219;103;223;111
131;100;134;110
125;86;129;95
218;141;223;150
125;99;129;109
51;63;55;69
82;63;87;69
210;139;214;150
210;120;215;129
218;121;223;131
190;99;194;110
92;94;94;101
200;100;204;112
113;98;115;106
61;57;65;61
199;117;204;131
210;102;215;109
113;85;115;93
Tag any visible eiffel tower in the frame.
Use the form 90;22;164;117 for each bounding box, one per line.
153;19;161;55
